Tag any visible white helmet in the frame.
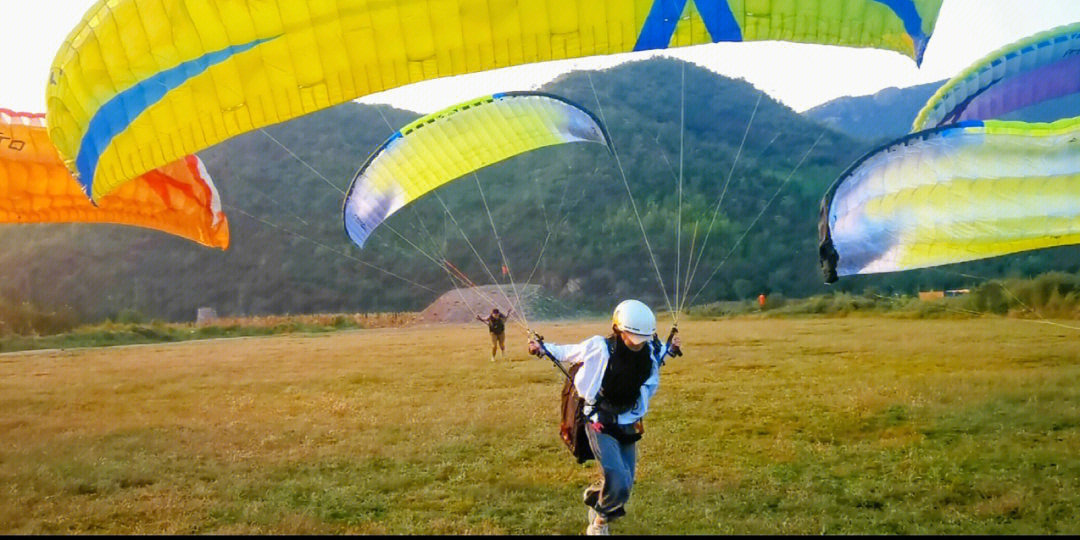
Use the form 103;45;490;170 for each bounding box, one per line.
612;299;656;343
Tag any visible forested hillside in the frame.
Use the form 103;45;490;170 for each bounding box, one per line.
805;80;1080;143
802;81;942;142
3;58;1079;323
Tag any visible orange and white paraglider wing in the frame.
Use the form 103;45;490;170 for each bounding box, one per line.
0;109;229;249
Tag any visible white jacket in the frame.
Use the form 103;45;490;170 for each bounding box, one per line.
545;335;669;425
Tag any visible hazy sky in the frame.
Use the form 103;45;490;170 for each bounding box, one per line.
2;1;1078;115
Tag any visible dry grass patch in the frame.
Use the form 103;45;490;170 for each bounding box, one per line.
1;318;1080;533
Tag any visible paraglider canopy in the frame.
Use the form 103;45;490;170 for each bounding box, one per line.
819;117;1080;283
342;91;612;248
0;109;229;249
912;22;1080;131
45;0;942;202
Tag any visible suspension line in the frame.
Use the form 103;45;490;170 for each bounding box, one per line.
687;130;825;308
586;72;675;317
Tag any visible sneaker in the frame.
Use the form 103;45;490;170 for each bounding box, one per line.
490;355;496;362
586;516;609;536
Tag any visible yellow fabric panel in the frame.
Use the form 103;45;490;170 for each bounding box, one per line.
47;0;940;200
0;110;229;249
979;117;1080;137
897;220;1080;271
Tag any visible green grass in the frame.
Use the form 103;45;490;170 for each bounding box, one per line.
0;323;298;353
0;313;415;353
1;318;1079;533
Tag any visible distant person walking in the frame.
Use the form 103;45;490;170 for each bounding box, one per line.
528;299;682;535
477;308;511;361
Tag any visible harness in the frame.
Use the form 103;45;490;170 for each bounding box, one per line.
536;331;673;460
587;335;660;423
487;315;505;334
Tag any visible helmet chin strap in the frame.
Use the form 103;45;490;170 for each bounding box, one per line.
615;324;683;358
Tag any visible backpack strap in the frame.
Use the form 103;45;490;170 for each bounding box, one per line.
651;333;667;366
581;336;618;419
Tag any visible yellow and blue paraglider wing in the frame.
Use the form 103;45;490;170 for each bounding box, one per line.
819;117;1080;282
912;22;1080;131
46;0;941;202
342;91;611;248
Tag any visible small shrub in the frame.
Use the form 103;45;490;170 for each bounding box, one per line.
968;282;1011;314
115;309;146;324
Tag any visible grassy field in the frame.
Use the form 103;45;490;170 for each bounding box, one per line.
2;317;1079;534
0;312;417;354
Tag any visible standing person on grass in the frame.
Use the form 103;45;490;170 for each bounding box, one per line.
477;307;511;362
528;299;681;535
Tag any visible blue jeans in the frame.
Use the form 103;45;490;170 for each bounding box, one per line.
584;424;637;520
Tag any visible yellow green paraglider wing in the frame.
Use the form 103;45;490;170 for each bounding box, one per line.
342;91;611;247
820;117;1080;282
912;22;1080;131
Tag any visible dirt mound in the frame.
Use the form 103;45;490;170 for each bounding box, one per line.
416;284;576;324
